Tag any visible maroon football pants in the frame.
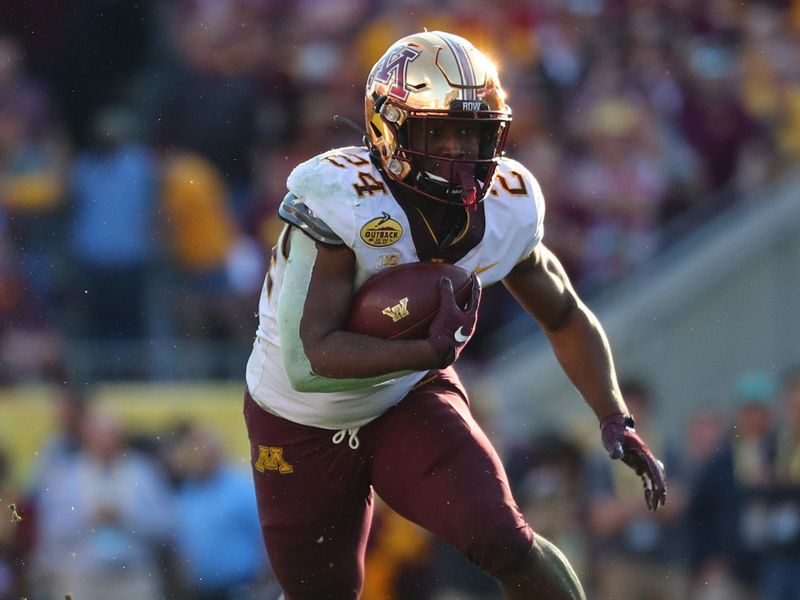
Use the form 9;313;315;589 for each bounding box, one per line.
243;368;534;599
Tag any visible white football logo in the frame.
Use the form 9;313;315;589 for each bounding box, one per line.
454;326;471;343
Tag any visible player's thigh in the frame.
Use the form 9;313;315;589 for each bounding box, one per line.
243;391;372;599
369;372;533;575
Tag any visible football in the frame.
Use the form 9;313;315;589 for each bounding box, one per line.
346;262;473;340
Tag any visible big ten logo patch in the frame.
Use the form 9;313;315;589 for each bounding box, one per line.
360;212;403;247
377;253;400;268
255;445;293;474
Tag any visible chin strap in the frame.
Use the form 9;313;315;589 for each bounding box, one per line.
412;163;480;209
453;163;478;210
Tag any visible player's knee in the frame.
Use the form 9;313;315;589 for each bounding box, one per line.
464;521;535;577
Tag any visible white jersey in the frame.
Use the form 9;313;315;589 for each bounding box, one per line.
246;146;545;429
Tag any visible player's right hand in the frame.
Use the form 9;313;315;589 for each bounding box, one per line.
426;273;481;368
600;413;667;511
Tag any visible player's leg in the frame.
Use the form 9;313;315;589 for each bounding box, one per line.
368;369;585;600
243;391;372;600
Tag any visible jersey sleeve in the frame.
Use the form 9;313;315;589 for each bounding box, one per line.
285;150;362;248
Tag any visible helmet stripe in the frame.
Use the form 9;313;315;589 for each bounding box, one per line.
437;32;477;101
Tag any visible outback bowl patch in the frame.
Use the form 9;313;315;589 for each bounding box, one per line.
360;213;403;247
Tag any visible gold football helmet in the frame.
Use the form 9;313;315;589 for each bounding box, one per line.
365;31;511;209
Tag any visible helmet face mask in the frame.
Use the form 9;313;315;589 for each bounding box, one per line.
365;31;511;209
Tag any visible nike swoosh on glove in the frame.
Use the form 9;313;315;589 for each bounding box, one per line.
426;273;481;368
600;413;667;511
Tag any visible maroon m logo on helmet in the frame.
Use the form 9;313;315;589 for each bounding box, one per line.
371;46;421;101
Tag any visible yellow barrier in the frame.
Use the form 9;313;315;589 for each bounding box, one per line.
0;383;251;488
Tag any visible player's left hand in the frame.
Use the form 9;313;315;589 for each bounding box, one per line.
600;413;667;511
426;273;481;368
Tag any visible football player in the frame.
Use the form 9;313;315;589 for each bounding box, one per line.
244;31;666;599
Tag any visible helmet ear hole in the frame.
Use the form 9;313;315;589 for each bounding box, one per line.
373;95;388;114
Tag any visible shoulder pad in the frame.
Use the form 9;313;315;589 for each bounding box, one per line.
494;157;546;248
287;146;374;201
278;192;345;246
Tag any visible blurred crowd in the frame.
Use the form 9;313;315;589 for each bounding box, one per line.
2;369;800;599
2;0;800;383
2;0;800;598
1;388;278;600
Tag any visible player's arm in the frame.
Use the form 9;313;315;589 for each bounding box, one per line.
277;227;440;391
502;243;626;421
503;243;666;510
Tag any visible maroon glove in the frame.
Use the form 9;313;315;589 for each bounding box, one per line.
426;274;481;368
600;413;667;511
